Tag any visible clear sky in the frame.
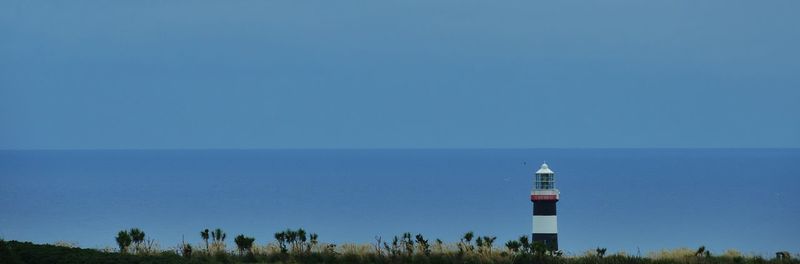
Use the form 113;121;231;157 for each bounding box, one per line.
1;0;799;149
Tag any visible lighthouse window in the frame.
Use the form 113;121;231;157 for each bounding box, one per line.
536;173;554;189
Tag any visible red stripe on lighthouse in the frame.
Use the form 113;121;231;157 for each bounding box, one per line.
531;195;558;201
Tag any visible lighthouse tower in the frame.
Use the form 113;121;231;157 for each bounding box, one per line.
531;162;559;250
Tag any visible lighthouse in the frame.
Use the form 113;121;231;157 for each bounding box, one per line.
531;162;559;250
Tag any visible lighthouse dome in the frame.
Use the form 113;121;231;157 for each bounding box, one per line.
536;163;554;174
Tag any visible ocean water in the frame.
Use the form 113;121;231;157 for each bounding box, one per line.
0;149;798;255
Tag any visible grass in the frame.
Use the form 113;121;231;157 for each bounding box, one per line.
2;237;798;264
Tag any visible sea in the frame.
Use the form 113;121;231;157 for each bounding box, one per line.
1;149;798;255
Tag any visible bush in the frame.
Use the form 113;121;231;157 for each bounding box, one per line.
0;240;24;264
3;240;185;264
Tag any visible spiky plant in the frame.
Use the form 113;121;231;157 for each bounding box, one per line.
297;228;307;254
434;239;445;254
506;240;521;253
211;228;226;253
415;234;430;256
597;247;607;259
518;235;531;254
484;236;496;254
696;246;707;257
182;243;192;258
129;228;144;254
532;242;547;257
115;230;132;254
285;229;297;253
460;231;475;254
274;231;287;253
244;236;255;254
234;235;246;256
463;231;474;243
309;233;318;253
386;236;400;257
298;229;307;243
234;234;255;256
401;232;414;256
200;229;210;255
212;228;226;243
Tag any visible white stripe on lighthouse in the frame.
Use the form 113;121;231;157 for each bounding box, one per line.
532;215;558;234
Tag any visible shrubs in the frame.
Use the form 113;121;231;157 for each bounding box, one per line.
234;234;255;256
505;240;522;253
200;229;210;255
129;228;145;253
649;248;697;260
181;243;193;258
0;240;24;264
6;230;800;264
211;228;227;254
2;240;185;264
273;228;317;255
598;247;608;258
722;249;743;258
776;252;792;261
115;230;132;254
115;228;160;256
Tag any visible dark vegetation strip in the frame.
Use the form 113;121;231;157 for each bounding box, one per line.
2;229;798;264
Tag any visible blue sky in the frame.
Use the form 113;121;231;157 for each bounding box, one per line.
1;1;798;149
